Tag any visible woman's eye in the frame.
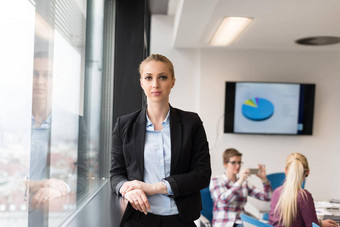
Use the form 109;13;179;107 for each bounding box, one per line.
43;73;53;78
159;76;168;80
144;76;152;80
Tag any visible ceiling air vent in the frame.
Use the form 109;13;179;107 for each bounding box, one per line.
295;36;340;45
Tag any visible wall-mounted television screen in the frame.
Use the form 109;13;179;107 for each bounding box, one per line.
224;82;315;135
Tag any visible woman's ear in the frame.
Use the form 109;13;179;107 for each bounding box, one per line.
171;78;176;88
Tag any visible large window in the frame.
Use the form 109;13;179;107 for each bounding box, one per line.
0;0;112;226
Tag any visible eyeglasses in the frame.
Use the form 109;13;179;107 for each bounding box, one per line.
228;161;243;165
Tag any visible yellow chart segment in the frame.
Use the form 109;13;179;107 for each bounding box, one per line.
244;99;257;108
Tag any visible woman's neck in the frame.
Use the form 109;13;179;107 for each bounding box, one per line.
32;100;51;126
146;102;170;131
225;170;237;182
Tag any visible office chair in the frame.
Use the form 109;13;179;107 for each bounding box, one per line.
200;186;213;227
266;172;285;190
240;213;274;227
266;172;306;190
312;222;320;227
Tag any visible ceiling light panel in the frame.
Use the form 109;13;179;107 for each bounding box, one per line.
210;17;253;46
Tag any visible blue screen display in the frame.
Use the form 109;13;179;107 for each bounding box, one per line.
224;82;315;135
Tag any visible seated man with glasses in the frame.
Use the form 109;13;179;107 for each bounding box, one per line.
209;148;272;227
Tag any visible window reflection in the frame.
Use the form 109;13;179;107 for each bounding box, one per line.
0;0;108;226
28;52;87;226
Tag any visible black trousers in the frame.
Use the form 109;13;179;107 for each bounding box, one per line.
123;210;196;227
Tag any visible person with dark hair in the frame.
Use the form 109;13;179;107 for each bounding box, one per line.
110;54;211;227
269;153;338;227
209;148;272;227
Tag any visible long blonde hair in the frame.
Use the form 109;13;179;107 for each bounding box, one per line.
274;153;309;227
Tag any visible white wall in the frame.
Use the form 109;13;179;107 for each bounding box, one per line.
150;15;200;113
151;15;340;201
199;50;340;200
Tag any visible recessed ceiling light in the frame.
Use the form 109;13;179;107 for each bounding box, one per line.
209;17;253;46
295;36;340;46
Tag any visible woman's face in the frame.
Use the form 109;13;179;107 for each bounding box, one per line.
224;156;242;175
33;57;53;101
140;61;175;104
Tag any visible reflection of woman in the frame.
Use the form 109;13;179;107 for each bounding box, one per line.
110;54;211;227
29;52;88;206
209;148;272;227
30;52;70;203
269;153;338;227
28;52;71;227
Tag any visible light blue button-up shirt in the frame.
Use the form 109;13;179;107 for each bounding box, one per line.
30;115;51;180
144;110;179;215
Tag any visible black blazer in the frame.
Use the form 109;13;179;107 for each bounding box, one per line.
110;106;211;223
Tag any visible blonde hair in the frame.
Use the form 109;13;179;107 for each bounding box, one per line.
275;153;309;227
139;54;175;79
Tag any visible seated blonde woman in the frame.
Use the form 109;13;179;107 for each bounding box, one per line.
269;152;338;227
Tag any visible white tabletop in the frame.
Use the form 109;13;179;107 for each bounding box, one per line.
315;201;340;220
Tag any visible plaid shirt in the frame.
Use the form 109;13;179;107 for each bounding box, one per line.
209;174;272;227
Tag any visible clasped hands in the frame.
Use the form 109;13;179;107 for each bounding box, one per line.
120;180;167;215
27;178;70;209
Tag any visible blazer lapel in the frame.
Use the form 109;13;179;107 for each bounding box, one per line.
170;106;182;173
133;107;146;179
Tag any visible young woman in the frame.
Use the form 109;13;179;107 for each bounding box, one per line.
110;54;211;227
269;153;338;227
209;148;272;227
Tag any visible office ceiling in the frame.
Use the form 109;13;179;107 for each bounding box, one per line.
151;0;340;51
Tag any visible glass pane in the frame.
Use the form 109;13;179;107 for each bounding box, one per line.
0;0;35;226
0;0;108;226
28;0;89;226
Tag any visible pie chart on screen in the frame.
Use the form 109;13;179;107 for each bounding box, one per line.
242;97;274;121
